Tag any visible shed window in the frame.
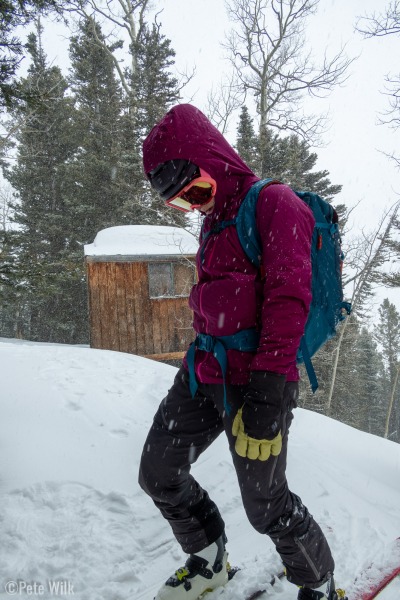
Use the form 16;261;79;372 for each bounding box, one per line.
148;263;173;298
148;261;195;299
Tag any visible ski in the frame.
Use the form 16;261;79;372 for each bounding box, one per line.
353;567;400;600
350;538;400;600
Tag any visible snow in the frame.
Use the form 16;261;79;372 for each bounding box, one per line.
84;225;198;257
1;337;400;600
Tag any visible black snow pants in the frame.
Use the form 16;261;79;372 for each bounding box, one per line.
138;367;334;588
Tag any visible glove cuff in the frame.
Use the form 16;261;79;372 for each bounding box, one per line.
242;371;286;440
249;370;286;392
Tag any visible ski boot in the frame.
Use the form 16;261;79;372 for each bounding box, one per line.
154;533;229;600
298;576;347;600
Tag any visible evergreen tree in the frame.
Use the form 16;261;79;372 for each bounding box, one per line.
0;211;20;336
133;21;180;141
320;316;361;427
353;327;386;435
117;20;185;228
0;0;59;108
375;298;400;441
235;106;259;173
235;109;342;201
331;317;365;428
0;179;23;337
299;317;387;437
261;131;342;200
67;16;123;244
280;135;342;201
4;25;82;342
258;127;291;181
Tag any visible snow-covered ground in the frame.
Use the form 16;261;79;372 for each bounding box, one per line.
1;338;399;600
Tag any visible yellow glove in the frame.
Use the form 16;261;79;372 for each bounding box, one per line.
232;408;282;461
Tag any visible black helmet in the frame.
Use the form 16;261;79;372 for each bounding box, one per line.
147;159;199;201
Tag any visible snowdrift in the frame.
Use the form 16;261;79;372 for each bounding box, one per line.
1;338;399;600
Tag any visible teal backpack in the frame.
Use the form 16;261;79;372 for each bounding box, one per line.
199;178;351;394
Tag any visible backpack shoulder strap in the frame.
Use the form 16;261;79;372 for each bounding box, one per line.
236;178;281;267
200;178;280;267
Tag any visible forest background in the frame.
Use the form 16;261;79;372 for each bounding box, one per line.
1;0;400;443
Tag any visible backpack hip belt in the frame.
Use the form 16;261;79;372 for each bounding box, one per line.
186;328;260;414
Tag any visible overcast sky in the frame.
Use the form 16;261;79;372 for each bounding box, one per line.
153;0;400;311
153;1;399;208
42;0;400;221
24;0;400;310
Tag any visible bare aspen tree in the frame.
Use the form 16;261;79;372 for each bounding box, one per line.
357;3;400;167
0;182;13;232
67;0;151;96
356;1;400;37
206;73;244;134
224;0;353;174
67;0;194;105
326;203;399;415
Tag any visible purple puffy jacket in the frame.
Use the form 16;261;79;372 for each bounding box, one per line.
143;104;314;385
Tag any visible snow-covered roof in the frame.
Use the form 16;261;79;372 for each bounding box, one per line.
84;225;198;258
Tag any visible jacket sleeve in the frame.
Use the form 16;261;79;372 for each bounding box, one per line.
250;183;314;380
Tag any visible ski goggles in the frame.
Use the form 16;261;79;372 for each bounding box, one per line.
165;169;217;212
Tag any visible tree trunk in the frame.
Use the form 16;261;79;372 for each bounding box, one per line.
326;316;348;416
384;363;400;439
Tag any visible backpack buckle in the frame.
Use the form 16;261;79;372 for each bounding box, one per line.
196;333;215;352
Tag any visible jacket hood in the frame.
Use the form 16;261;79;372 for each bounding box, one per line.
142;104;259;217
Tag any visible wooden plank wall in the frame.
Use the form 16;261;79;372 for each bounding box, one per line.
86;261;194;356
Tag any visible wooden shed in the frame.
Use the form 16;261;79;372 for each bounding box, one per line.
84;225;198;361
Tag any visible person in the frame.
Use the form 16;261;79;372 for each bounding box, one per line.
138;103;340;600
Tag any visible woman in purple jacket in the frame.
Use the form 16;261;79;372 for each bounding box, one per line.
139;104;339;600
